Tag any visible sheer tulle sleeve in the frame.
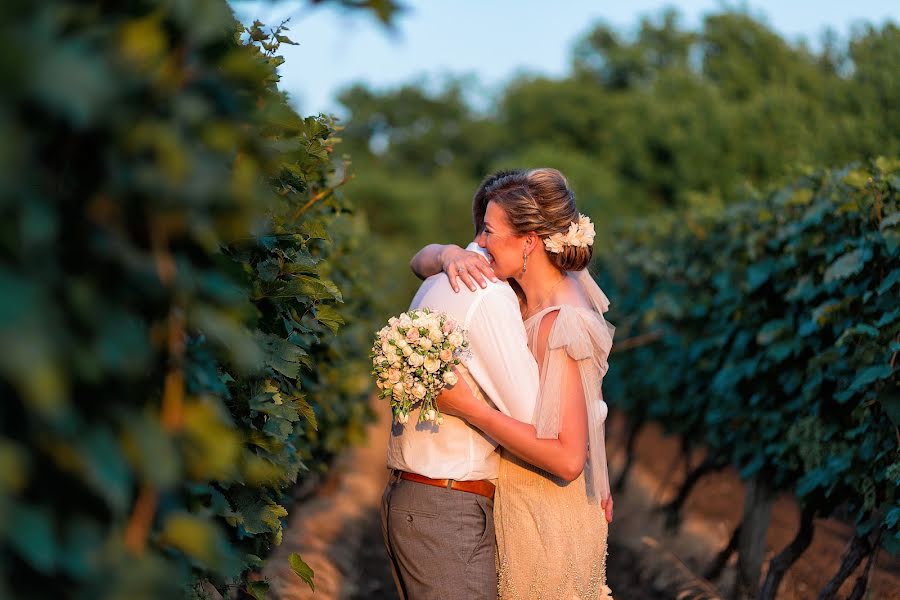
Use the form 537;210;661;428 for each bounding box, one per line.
532;305;614;503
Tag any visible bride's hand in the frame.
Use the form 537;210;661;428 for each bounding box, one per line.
602;496;614;523
436;370;488;422
440;245;497;292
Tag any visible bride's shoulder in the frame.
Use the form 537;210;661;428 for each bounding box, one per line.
554;278;593;312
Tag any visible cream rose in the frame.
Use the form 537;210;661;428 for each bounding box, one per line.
424;357;441;373
387;368;401;384
442;370;458;386
418;337;433;350
447;332;464;347
412;383;427;399
439;348;453;362
408;352;425;367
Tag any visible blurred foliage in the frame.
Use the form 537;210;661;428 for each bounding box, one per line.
334;9;899;307
0;1;390;599
597;159;900;556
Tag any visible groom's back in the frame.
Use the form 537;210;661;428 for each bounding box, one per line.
409;272;502;323
387;267;538;482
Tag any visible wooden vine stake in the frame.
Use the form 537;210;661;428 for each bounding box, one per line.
733;477;774;600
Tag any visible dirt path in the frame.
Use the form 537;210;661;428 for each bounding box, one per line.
262;399;394;599
604;414;900;600
263;401;900;599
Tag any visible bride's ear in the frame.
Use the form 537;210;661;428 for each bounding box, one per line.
524;231;541;253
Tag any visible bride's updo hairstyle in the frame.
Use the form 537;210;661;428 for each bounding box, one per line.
487;167;592;272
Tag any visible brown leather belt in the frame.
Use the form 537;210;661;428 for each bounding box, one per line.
397;470;495;500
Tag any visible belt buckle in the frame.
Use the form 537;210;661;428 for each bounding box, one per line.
445;478;454;490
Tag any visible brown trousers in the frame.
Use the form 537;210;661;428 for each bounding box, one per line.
381;473;497;599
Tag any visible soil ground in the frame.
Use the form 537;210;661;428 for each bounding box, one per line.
262;400;900;599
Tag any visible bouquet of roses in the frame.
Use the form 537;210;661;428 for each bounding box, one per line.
371;308;468;424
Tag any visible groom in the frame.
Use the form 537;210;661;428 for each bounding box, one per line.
381;170;540;599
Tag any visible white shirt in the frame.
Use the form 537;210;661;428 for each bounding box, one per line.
386;244;540;481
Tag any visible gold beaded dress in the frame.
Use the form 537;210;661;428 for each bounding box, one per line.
495;274;615;600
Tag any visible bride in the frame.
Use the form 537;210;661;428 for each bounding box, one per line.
413;168;615;599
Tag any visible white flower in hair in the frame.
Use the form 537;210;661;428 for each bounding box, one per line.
543;213;595;253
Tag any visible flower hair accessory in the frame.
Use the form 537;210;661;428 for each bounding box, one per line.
543;214;595;254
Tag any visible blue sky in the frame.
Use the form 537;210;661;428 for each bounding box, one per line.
231;1;899;117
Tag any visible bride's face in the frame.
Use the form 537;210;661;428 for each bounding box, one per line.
477;201;526;279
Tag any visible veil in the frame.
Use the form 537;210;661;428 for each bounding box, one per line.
573;268;615;503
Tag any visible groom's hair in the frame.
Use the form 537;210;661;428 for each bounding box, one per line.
472;169;526;235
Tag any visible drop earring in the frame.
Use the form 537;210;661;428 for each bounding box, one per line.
521;250;528;275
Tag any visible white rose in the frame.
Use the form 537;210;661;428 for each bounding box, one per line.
387;368;401;384
447;332;464;347
578;214;595;245
412;383;427;399
543;232;566;254
442;371;458;386
418;337;433;350
408;352;425;367
439;348;453;362
392;382;404;396
402;345;413;357
396;411;408;424
425;409;436;421
381;342;392;356
428;328;442;343
424;357;440;373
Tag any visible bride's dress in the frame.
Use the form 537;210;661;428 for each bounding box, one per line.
495;281;615;599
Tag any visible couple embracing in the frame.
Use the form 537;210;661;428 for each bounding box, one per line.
381;168;615;599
